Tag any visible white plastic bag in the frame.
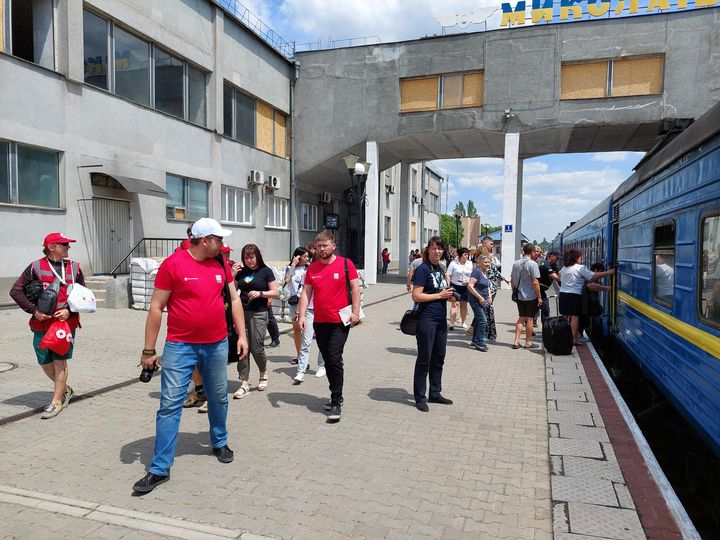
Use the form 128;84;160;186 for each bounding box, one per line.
68;283;97;313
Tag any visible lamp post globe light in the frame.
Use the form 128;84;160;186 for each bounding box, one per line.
342;154;372;205
453;207;462;248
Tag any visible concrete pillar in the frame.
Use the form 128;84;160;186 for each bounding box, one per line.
398;161;412;277
500;132;523;286
363;140;379;285
209;7;224;134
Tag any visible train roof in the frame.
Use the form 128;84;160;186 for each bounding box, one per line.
614;101;720;201
562;195;612;237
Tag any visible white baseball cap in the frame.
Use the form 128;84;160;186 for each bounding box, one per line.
191;218;232;238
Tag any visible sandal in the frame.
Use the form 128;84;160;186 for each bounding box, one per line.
257;377;268;391
524;342;538;349
512;343;521;349
233;386;249;399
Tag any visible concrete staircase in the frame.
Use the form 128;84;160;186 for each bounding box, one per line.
84;276;112;308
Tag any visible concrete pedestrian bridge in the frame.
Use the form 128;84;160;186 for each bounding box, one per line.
294;8;720;280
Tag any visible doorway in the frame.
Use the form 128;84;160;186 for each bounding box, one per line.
91;197;131;274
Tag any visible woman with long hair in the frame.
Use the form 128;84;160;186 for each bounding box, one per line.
234;244;279;397
411;236;456;412
559;249;614;346
446;247;472;330
284;247;308;364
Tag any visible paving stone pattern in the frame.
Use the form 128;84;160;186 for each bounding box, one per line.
547;351;646;539
0;283;554;539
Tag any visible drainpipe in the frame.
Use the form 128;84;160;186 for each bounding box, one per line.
289;60;300;254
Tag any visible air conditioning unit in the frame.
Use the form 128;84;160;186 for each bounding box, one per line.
320;192;332;204
248;169;265;186
266;175;280;190
412;194;420;204
420;197;425;206
385;184;395;194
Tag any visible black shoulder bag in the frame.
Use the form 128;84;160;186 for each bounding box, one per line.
216;255;239;364
401;263;446;336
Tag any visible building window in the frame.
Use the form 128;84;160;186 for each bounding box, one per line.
300;202;318;231
165;174;208;222
266;195;288;229
0;140;60;208
223;83;287;157
653;222;675;309
82;10;207;126
400;72;484;112
384;216;392;241
410;221;416;243
3;0;55;69
700;214;720;327
221;185;252;225
561;56;664;100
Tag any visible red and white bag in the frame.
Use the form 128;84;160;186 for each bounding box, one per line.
39;320;73;356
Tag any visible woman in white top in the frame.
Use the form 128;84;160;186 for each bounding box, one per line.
446;248;473;330
559;249;615;345
284;247;309;364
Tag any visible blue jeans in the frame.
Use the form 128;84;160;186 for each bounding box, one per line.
413;316;447;403
149;338;229;476
470;299;487;347
297;309;324;373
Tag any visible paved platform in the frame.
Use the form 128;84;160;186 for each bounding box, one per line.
0;280;685;539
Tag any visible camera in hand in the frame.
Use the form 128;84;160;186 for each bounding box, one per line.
139;365;157;383
450;288;462;301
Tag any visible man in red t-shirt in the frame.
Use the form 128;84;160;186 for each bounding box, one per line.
133;218;249;494
297;230;361;422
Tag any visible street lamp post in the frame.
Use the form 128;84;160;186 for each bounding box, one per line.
453;208;462;249
342;154;372;205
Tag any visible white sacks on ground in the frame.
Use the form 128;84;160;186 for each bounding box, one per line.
130;258;161;310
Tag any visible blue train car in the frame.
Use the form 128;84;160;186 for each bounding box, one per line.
552;102;720;457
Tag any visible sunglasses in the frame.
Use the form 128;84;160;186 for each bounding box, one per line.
56;243;70;247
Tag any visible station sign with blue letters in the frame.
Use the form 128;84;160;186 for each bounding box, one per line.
500;0;718;27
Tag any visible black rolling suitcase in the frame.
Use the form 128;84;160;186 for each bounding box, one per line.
542;316;573;355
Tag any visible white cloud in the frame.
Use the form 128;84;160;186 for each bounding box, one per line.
590;152;642;163
523;161;549;174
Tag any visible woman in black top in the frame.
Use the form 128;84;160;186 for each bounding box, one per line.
411;236;456;412
234;244;278;397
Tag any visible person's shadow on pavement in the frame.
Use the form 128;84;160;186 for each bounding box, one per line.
119;432;213;468
266;392;327;414
385;346;417;356
367;387;415;408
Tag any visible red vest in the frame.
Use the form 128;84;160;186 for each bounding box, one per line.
29;258;81;332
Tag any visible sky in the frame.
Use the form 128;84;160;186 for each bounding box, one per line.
233;0;651;242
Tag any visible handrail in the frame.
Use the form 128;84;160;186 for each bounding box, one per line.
111;238;186;277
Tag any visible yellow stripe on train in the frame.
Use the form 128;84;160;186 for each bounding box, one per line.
617;291;720;359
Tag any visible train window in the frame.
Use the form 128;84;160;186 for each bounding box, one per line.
700;214;720;327
653;223;675;309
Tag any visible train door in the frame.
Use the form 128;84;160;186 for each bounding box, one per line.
610;209;620;331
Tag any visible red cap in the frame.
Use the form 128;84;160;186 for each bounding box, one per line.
43;233;76;246
219;244;232;253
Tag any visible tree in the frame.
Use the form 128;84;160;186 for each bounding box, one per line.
454;201;466;217
441;214;464;248
467;200;477;217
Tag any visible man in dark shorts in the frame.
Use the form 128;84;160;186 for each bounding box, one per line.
510;243;542;349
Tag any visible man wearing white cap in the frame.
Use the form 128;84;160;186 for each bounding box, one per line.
133;218;249;493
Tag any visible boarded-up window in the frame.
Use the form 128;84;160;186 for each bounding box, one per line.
273;111;287;158
462;72;483;107
400;77;438;112
410;221;416;243
256;101;274;154
441;75;463;108
612;56;663;97
561;61;608;99
0;0;5;53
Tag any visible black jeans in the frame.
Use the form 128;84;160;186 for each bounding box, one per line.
540;291;550;325
413;316;447;403
266;305;279;341
313;322;350;406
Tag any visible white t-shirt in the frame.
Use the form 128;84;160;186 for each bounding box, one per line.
447;259;473;286
559;264;595;295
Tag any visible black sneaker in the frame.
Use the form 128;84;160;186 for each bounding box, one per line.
323;397;344;411
428;395;453;405
132;472;169;493
212;445;234;464
269;339;280;348
327;404;341;421
416;401;429;412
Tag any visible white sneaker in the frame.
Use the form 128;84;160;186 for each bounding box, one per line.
315;367;326;378
462;323;468;329
293;371;304;383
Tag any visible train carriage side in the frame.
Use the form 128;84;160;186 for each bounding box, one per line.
613;133;720;457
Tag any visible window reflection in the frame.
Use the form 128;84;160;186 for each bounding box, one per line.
701;215;720;325
114;27;150;107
